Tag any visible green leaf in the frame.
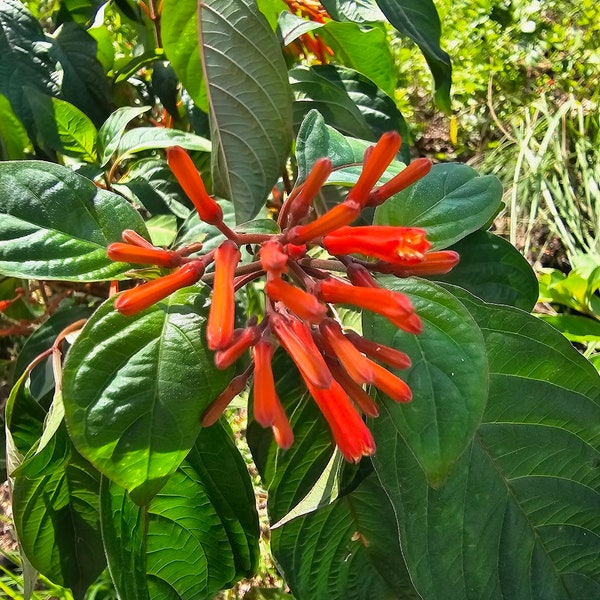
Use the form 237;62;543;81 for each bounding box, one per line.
436;230;539;311
101;423;259;600
116;127;211;161
0;0;61;136
146;214;178;247
62;288;233;505
374;289;600;599
375;0;452;111
0;93;29;159
26;88;98;163
537;314;600;344
98;106;151;167
0;161;148;281
364;277;487;486
319;21;395;97
291;66;410;163
55;0;105;26
162;0;208;112
272;473;419;600
374;162;503;250
50;22;113;127
199;0;294;222
12;452;105;599
321;0;384;23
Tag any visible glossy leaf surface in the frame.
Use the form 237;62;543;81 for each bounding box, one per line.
0;161;147;280
62;287;232;504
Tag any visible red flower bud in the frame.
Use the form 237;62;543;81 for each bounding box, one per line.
265;278;327;324
285;157;332;225
214;326;261;369
367;158;431;207
270;313;332;389
369;361;412;403
114;261;205;316
259;240;288;276
207;241;241;350
107;242;183;268
201;368;252;427
287;201;361;244
323;225;430;264
167;146;224;225
346;131;401;206
121;229;155;249
252;341;294;449
345;331;411;370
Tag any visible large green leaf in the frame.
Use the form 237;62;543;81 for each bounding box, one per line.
162;0;207;112
26;89;98;163
374;289;600;599
199;0;294;222
319;21;395;97
375;0;452;111
374;162;503;249
272;473;419;600
437;230;539;311
321;0;384;23
0;0;60;136
62;287;233;505
0;161;148;281
50;22;113;127
363;277;487;486
291;66;410;163
12;451;105;600
116;127;211;161
101;423;259;600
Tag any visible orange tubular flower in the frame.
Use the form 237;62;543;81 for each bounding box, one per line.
326;359;379;417
114;261;205;316
252;341;294;449
214;326;261;369
107;243;183;268
270;313;332;389
265;278;327;324
304;377;375;462
207;241;241;350
287;201;361;244
317;277;421;334
376;250;460;277
121;229;155;249
346;131;402;206
167;146;224;226
366;158;432;207
202;368;253;427
369;361;412;403
322;225;430;264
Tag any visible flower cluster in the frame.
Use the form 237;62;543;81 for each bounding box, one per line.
107;134;459;462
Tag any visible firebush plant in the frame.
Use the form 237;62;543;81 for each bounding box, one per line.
1;0;599;599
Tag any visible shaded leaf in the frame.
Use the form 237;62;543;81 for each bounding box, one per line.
364;277;487;486
291;66;410;163
321;0;384;23
272;473;419;600
374;288;600;599
50;22;113;127
278;11;323;46
62;288;233;504
199;0;294;222
101;423;259;600
436;230;539;311
12;452;105;600
0;161;148;281
374;162;503;249
98;105;151;166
